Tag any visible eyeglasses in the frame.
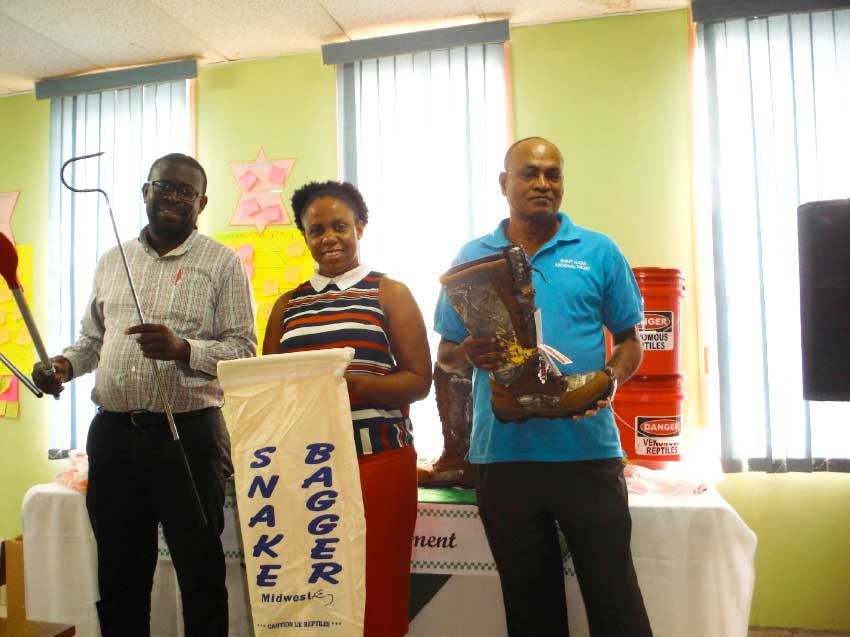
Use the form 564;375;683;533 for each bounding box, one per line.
148;180;201;202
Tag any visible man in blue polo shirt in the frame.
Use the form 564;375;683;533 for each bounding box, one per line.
434;137;653;637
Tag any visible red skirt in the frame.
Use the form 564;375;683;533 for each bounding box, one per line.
358;445;418;637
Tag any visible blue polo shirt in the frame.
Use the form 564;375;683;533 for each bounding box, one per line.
433;212;643;463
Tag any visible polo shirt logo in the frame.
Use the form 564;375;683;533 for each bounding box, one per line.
555;258;591;272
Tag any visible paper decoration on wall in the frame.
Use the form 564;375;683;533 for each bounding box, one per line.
263;204;283;223
215;229;314;347
0;244;34;419
229;149;296;234
0;192;19;245
240;198;261;216
0;376;20;404
238;170;260;192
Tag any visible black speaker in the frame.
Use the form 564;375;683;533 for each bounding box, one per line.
798;199;850;401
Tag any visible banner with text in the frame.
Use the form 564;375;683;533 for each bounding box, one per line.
410;503;498;575
218;349;365;636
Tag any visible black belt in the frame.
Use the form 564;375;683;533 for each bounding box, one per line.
98;406;218;428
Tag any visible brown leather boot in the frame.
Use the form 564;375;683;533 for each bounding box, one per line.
418;364;474;488
440;246;612;422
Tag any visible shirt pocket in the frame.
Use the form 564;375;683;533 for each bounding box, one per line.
165;266;216;336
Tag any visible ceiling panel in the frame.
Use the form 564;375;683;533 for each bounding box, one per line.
0;0;219;71
0;75;27;94
151;0;341;60
0;12;93;88
632;0;688;11
322;0;482;32
485;0;686;25
0;0;689;96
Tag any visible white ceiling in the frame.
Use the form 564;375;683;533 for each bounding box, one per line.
0;0;687;96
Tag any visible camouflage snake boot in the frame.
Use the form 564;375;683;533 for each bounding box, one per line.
417;364;474;488
440;246;612;422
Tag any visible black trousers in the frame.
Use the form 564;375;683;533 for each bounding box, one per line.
85;407;233;637
474;458;653;637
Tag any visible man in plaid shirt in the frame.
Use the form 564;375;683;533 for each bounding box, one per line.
33;153;257;637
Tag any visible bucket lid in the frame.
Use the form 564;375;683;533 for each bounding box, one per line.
632;267;686;292
619;374;686;394
632;267;684;278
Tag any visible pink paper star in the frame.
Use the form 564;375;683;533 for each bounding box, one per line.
0;192;19;245
229;149;296;234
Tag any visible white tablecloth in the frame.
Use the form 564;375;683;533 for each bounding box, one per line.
21;484;756;637
20;483;251;637
407;490;758;637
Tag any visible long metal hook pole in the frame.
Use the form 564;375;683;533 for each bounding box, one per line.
0;350;44;398
60;152;180;443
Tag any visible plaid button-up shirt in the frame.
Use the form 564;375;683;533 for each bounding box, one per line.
63;229;257;412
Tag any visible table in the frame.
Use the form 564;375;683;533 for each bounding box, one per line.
20;483;251;637
407;489;758;637
21;483;756;637
0;619;76;637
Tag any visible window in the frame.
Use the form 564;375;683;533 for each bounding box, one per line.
331;24;510;458
46;77;192;455
699;9;850;471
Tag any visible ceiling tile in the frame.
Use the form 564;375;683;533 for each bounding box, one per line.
632;0;689;12
1;0;221;71
321;0;482;33
0;0;689;96
150;0;341;59
0;76;29;94
0;12;93;88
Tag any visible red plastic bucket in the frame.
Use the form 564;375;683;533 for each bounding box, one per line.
612;374;685;470
633;268;685;378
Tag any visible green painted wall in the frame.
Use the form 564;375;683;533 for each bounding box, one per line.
510;11;699;409
511;11;850;632
0;52;337;540
0;93;53;539
2;12;849;633
195;53;338;236
718;473;850;631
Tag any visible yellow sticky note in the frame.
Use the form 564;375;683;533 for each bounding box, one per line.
11;308;21;321
0;311;6;325
287;241;304;257
16;330;31;346
283;265;302;283
5;401;18;418
0;376;11;394
262;279;279;297
0;400;7;417
260;302;274;320
0;289;12;303
0;329;9;345
254;251;283;268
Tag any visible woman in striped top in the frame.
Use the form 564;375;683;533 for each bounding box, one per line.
263;181;432;637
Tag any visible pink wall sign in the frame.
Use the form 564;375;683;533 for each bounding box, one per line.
229;149;296;233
